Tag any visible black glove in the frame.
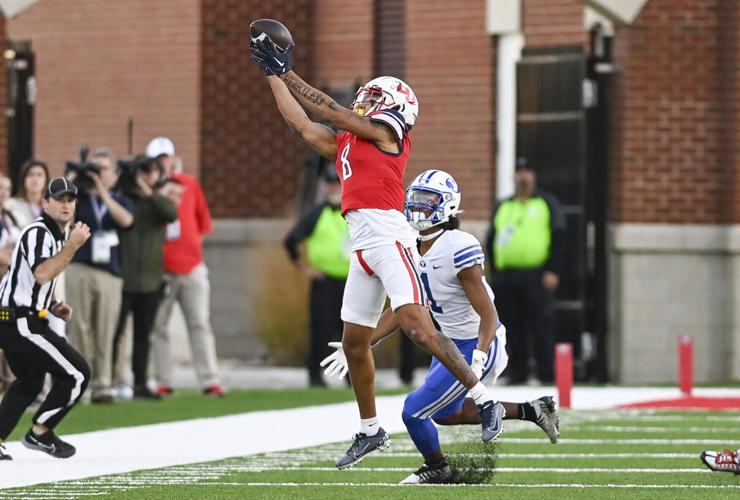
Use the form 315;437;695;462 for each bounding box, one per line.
249;36;293;76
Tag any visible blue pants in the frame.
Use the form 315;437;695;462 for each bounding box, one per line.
402;335;500;455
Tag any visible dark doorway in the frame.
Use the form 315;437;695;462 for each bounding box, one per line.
5;40;35;186
516;45;607;381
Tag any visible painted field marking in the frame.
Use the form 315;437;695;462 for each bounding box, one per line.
221;482;740;489
229;466;710;473
502;438;733;445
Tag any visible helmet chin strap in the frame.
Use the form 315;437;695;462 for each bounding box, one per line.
418;227;445;241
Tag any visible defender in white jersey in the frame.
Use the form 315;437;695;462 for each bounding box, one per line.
322;170;560;484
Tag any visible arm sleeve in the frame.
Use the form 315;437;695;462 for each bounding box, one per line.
150;194;179;224
452;233;486;272
542;191;567;275
193;181;213;236
24;227;53;272
368;109;407;142
283;205;324;262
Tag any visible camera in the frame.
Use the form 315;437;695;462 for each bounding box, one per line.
65;146;101;191
115;154;164;195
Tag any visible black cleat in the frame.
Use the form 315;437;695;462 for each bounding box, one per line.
22;429;76;458
335;427;390;469
400;459;453;484
0;443;11;460
479;400;505;443
133;386;162;400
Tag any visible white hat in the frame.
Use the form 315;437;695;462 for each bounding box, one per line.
146;137;175;158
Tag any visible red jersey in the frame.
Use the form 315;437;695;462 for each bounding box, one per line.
163;173;213;274
335;108;411;215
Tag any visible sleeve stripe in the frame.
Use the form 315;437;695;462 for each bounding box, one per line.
454;256;485;269
370;111;405;141
453;244;480;257
453;248;484;264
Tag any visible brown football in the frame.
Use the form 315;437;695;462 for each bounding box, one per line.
250;19;294;51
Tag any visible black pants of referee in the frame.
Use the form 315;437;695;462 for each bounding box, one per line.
308;277;345;386
0;316;90;440
492;268;554;383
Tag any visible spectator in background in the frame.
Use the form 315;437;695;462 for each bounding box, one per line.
283;169;349;387
0;174;23;274
147;137;224;397
5;160;49;228
111;156;178;400
485;158;566;384
0;174;21;392
65;149;134;404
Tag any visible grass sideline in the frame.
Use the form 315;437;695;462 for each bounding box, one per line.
4;387;408;441
4;401;740;499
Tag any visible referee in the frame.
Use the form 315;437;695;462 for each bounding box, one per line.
0;177;91;460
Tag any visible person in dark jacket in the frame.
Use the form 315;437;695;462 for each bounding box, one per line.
485;158;566;384
283;170;350;386
111;157;178;399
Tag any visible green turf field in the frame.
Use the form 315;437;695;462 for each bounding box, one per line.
4;395;739;499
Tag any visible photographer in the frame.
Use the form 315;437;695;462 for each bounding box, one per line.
65;148;134;404
110;155;178;400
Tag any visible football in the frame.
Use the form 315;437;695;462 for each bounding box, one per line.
250;19;294;51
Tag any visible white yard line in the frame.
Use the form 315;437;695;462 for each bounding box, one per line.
219;482;740;489
226;466;710;473
2;386;739;490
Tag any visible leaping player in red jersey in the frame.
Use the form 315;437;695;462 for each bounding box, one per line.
250;35;504;469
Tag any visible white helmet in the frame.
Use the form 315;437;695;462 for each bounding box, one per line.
351;76;419;127
404;169;462;231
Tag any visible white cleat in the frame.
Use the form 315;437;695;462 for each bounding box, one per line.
531;395;560;443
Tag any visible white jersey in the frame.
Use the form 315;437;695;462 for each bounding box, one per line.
416;229;495;340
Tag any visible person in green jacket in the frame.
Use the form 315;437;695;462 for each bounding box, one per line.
485;158;566;384
284;169;350;387
111;156;179;400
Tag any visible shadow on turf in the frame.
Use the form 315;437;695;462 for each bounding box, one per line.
446;442;497;484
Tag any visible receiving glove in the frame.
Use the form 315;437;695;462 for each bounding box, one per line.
249;35;294;76
320;341;349;379
471;348;488;380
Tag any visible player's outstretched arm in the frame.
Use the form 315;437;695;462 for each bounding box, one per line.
459;265;498;353
265;75;338;160
280;71;396;145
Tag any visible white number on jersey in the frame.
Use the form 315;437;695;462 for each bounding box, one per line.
340;144;353;180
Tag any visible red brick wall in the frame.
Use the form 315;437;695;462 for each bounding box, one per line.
313;0;374;88
200;0;315;217
405;0;496;218
718;0;740;223
609;0;736;224
523;0;587;48
7;0;201;177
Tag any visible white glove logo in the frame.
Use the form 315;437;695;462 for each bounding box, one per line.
320;341;349;379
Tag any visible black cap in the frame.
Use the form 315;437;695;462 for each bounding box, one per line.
44;177;78;199
515;157;532;172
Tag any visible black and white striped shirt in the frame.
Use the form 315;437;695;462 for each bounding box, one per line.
0;212;65;311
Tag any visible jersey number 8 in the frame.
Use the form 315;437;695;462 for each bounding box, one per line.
340;144;353;180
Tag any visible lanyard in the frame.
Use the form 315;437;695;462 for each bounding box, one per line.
91;196;109;225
